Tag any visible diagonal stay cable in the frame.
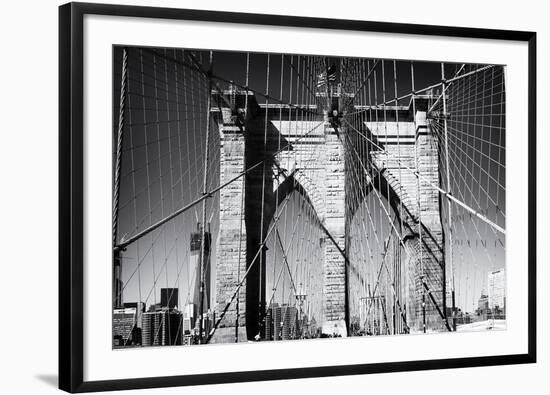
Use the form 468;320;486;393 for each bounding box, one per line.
115;121;324;251
275;228;298;296
257;203;306;337
146;48;324;117
342;118;505;235
340;122;410;331
207;120;357;342
367;65;496;109
205;193;294;343
427;64;466;114
338;119;449;329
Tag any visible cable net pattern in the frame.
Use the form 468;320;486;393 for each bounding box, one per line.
112;47;506;347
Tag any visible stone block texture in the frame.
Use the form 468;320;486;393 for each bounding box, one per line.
214;102;445;340
273;121;347;334
368;113;446;332
213;124;247;340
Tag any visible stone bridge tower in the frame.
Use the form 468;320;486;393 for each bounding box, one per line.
362;98;447;333
211;92;347;342
211;92;446;343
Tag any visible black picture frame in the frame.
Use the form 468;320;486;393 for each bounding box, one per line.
59;2;537;392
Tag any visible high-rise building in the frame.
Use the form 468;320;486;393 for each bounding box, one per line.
123;302;145;310
273;305;282;340
309;317;318;338
113;307;139;347
202;309;216;338
141;310;183;346
160;288;179;309
113;277;123;309
142;310;161;346
183;303;195;335
299;313;309;337
182;334;193;346
148;303;162;312
281;305;298;340
364;295;386;335
189;224;212;317
123;302;145;327
488;269;506;313
477;294;489;314
265;306;274;340
264;304;299;341
264;303;282;341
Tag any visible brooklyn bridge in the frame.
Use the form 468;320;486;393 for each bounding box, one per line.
111;47;506;347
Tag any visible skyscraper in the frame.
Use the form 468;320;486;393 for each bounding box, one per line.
488;269;506;313
113;306;140;347
265;306;274;340
264;303;286;341
281;305;298;340
189;224;212;317
478;294;489;314
160;288;179;309
264;304;299;341
141;310;183;346
183;303;195;335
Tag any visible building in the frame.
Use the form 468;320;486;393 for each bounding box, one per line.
160;288;179;309
123;302;145;328
265;306;274;340
364;295;386;335
299;313;310;338
183;303;195;335
113;307;138;347
488;269;506;313
308;317;318;338
182;334;193;346
141;309;183;346
264;304;299;341
264;303;282;340
202;309;216;339
477;294;489;316
281;305;299;340
272;305;282;340
148;303;162;312
189;224;212;317
123;301;145;310
456;311;472;325
113;277;124;309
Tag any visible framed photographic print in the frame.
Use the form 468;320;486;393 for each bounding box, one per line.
59;2;536;392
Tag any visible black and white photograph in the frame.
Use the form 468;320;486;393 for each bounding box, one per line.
112;47;507;348
2;0;543;393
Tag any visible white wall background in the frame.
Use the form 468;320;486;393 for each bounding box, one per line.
0;0;546;394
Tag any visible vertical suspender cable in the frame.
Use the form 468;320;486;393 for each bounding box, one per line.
411;61;422;334
113;47;128;309
198;51;213;343
235;52;250;342
441;63;455;331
